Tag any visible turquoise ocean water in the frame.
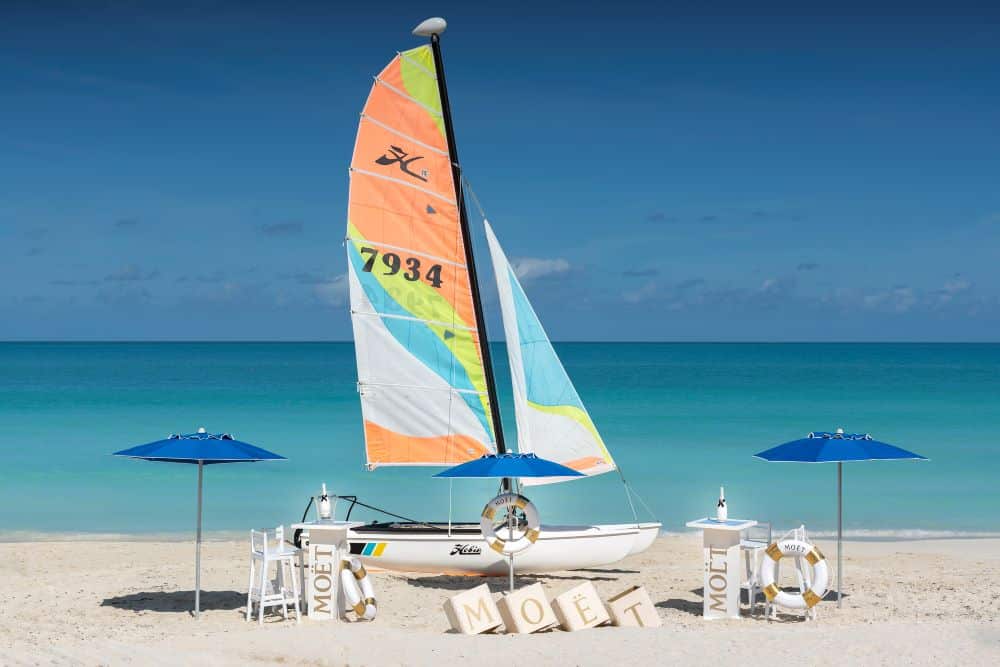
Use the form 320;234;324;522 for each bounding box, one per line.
1;342;997;538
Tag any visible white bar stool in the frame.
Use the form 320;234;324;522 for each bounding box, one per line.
246;526;301;624
740;521;772;616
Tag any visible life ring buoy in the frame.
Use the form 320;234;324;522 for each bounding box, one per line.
758;539;829;610
480;493;540;555
340;556;377;621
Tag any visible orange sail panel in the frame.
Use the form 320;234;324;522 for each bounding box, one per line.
347;45;495;468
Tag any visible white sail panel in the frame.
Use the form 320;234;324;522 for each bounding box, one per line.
484;221;616;485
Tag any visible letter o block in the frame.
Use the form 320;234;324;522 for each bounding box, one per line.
552;582;609;631
497;583;556;634
443;584;502;635
606;585;661;628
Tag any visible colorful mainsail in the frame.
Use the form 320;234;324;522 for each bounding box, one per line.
484;221;616;484
347;45;496;467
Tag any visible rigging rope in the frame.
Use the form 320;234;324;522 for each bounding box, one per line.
462;176;488;221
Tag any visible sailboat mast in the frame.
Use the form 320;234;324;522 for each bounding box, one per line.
427;31;508;456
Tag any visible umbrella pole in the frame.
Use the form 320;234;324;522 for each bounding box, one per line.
837;461;843;609
195;460;204;618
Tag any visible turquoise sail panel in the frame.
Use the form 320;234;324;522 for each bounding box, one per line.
508;266;586;411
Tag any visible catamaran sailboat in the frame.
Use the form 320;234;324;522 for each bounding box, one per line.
335;17;660;575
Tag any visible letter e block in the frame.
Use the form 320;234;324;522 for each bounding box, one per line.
606;585;661;628
552;582;609;631
497;583;556;634
443;584;502;634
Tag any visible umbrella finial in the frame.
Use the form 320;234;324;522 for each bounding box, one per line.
197;427;206;434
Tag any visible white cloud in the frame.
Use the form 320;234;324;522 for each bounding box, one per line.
759;276;796;295
942;278;971;294
105;264;159;282
760;278;779;293
934;277;973;306
623;280;658;304
863;286;917;313
313;273;348;306
511;257;570;282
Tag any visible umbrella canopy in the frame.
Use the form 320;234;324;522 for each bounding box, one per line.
754;431;927;464
113;428;284;617
433;452;583;479
114;430;285;464
754;428;925;608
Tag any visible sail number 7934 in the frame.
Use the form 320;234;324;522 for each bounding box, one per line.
359;247;443;288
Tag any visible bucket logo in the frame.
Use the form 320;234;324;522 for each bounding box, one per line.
375;145;428;182
450;544;482;556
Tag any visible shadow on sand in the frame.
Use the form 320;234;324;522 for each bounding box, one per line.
405;569;622;591
574;568;640;575
101;590;245;614
655;598;702;616
658;587;849;621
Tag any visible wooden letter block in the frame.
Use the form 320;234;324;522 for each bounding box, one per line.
497;583;557;634
606;585;661;628
443;583;502;635
552;582;610;631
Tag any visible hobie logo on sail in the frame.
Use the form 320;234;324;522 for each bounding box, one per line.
450;544;482;556
375;145;428;182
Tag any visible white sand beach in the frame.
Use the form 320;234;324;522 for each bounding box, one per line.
2;534;998;666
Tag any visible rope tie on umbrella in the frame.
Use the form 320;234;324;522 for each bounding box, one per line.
807;431;872;441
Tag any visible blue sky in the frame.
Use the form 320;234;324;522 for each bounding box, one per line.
2;1;999;341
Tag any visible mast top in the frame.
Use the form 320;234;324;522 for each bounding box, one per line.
413;17;447;37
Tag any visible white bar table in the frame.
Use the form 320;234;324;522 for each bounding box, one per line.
685;517;756;619
291;520;363;621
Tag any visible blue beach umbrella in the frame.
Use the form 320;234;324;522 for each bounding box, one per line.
754;429;926;608
113;428;285;617
433;452;584;479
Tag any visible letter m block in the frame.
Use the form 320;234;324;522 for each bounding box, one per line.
443;583;502;634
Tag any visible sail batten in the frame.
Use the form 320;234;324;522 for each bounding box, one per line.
347;44;497;468
360;115;449;155
359;381;488;396
350;169;458;204
374;79;445;118
398;51;438;80
351;310;479;332
484;220;616;485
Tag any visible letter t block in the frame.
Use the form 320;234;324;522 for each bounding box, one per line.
443;583;502;634
606;585;661;628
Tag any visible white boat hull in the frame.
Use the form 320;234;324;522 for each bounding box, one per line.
340;522;661;575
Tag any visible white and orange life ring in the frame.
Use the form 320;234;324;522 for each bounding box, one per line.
479;493;540;555
340;556;377;621
759;539;829;610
